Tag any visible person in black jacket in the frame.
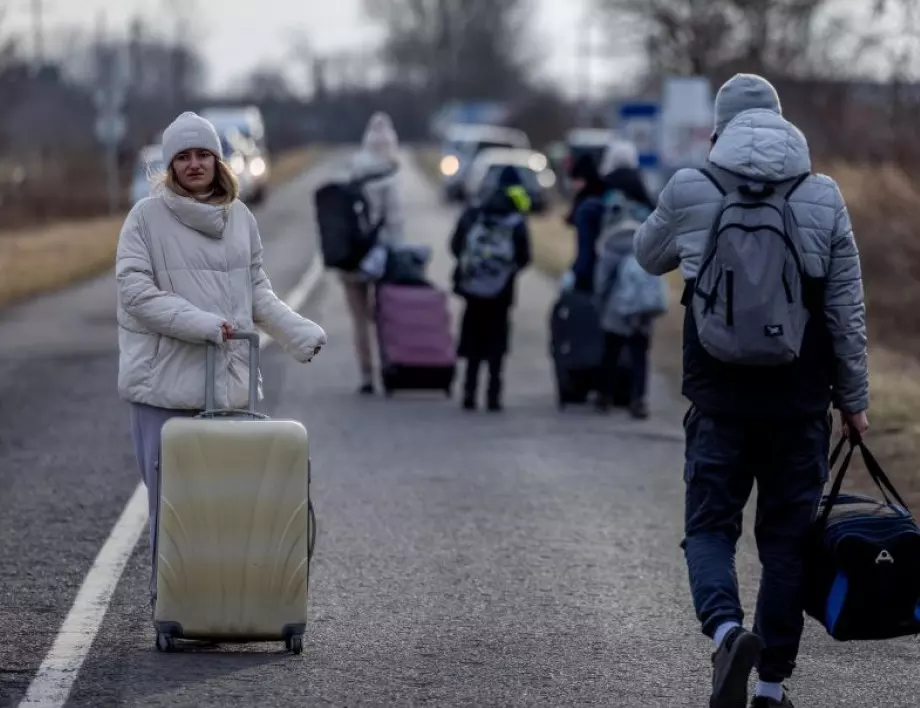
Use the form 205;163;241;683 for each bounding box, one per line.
450;166;532;412
569;139;655;293
564;152;607;227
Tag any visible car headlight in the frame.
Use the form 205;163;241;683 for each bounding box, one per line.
230;155;246;175
528;154;548;172
537;169;556;189
249;157;266;178
440;155;460;176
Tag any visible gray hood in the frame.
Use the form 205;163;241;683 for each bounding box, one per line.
709;108;811;181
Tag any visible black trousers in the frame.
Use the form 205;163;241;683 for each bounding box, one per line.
464;356;504;402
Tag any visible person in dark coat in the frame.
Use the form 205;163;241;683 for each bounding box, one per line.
450;166;532;412
569;139;655;293
564;152;607;226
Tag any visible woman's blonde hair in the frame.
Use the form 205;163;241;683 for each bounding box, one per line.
153;157;240;204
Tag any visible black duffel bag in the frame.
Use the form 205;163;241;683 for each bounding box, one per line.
805;435;920;641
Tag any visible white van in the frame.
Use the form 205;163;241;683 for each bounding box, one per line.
439;124;530;201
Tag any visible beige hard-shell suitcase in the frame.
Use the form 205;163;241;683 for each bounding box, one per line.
154;332;316;654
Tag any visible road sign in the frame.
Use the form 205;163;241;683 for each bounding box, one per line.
617;101;660;169
660;76;714;169
95;112;126;146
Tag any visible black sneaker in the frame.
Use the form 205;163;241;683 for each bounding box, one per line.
751;691;794;707
629;399;649;419
462;396;476;411
358;382;375;396
487;399;503;413
710;627;764;708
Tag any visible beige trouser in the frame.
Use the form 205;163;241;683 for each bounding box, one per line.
340;274;375;380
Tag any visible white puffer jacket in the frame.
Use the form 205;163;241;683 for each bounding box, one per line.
115;188;326;410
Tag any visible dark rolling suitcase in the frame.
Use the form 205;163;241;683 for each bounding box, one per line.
549;290;605;409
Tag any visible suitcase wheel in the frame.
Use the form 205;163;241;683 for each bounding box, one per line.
155;631;176;653
285;634;304;655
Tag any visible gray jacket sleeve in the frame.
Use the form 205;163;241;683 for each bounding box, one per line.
823;184;869;413
633;178;681;276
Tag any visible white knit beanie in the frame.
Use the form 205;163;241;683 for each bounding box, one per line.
600;139;639;175
162;111;223;166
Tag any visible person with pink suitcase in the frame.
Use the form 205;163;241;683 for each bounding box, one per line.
450;166;532;412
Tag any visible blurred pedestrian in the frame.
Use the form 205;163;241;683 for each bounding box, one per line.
634;73;869;708
341;111;406;395
115;111;327;612
568;139;654;293
564;152;606;227
450;166;532;412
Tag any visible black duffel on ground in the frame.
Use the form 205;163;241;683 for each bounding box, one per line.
805;435;920;641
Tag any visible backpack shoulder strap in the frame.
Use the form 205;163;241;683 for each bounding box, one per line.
698;168;726;196
780;172;811;202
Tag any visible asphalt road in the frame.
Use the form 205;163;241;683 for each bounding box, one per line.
2;151;920;707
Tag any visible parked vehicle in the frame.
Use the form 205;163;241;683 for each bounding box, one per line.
439;124;530;202
462;147;555;214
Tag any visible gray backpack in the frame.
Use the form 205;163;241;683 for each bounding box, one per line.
692;166;811;366
457;212;520;298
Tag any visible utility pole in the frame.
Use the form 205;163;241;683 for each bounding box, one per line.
577;5;593;127
93;9;127;215
31;0;44;73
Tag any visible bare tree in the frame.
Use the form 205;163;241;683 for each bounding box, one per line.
364;0;533;102
595;0;850;78
241;64;293;102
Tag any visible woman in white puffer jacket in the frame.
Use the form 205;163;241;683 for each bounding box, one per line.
115;111;327;604
341;111;405;395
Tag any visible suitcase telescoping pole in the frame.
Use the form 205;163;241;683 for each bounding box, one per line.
203;330;264;418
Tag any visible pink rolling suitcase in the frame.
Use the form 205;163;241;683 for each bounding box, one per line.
375;283;456;396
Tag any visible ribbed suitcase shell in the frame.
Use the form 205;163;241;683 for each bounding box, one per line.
155;417;311;643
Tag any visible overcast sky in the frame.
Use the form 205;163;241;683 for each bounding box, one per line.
8;0;639;96
6;0;911;95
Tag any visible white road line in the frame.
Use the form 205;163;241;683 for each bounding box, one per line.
18;258;326;708
18;484;148;707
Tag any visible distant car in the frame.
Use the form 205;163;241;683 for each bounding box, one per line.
223;129;269;204
200;105;268;153
216;129;259;203
439;124;531;202
559;128;615;196
201;105;271;202
130;144;165;206
463;147;555;214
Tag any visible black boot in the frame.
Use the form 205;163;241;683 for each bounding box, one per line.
463;359;480;411
486;357;503;412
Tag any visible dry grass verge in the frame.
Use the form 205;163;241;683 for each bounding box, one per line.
0;147;325;309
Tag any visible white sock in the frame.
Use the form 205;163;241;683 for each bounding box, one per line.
713;621;741;648
755;681;784;701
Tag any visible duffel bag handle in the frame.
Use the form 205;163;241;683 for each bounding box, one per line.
821;435;910;526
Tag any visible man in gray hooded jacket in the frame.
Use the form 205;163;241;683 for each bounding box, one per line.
634;74;869;708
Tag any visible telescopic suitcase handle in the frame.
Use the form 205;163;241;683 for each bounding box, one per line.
204;331;264;418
